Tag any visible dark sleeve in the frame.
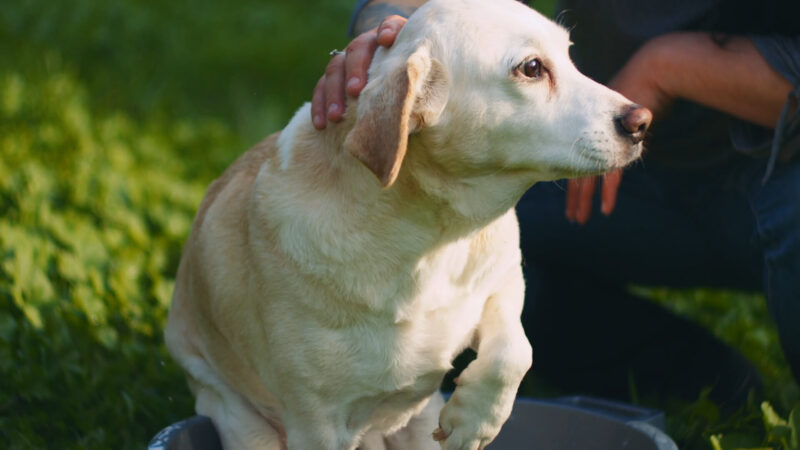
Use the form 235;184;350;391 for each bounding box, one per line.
347;1;421;37
729;35;800;182
347;0;374;37
347;0;532;38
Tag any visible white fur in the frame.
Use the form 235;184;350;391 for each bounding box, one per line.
165;0;644;449
277;113;300;171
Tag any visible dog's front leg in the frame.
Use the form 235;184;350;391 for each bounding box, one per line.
436;269;532;450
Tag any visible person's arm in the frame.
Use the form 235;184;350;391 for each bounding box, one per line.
351;0;422;36
566;32;796;224
312;1;425;129
614;32;793;129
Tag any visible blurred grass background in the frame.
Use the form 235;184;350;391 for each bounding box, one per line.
0;0;797;449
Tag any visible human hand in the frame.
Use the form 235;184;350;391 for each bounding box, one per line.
311;15;408;129
565;169;623;224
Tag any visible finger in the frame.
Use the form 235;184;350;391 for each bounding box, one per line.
344;31;380;96
576;176;597;225
565;178;581;222
376;15;407;47
311;75;328;129
343;16;408;97
601;169;623;216
324;52;347;122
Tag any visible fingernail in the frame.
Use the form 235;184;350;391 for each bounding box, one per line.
378;28;392;41
313;114;325;128
328;103;340;115
346;77;360;91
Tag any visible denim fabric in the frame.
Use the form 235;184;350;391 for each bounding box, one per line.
747;154;800;379
515;154;800;396
731;35;800;182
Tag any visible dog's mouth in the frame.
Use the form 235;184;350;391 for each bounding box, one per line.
550;166;608;179
584;140;642;165
550;142;643;178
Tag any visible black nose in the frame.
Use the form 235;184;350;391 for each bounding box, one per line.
615;104;652;145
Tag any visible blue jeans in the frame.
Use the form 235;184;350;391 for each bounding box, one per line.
516;153;800;404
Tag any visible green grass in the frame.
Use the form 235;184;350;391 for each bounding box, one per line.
631;288;799;449
0;0;797;449
0;1;353;448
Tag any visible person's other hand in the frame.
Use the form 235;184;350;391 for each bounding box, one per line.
564;37;672;224
565;169;623;224
311;15;408;129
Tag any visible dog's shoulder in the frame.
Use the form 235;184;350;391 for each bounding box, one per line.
192;132;281;234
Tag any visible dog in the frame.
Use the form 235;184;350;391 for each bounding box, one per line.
165;0;651;448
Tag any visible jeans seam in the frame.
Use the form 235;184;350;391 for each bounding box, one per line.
745;186;777;319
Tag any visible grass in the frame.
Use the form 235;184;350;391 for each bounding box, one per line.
632;288;799;449
0;0;797;449
0;1;353;448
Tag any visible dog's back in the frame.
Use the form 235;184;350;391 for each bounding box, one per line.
166;133;286;421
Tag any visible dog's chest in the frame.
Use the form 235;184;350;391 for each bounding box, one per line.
331;235;517;430
378;231;516;374
260;209;522;414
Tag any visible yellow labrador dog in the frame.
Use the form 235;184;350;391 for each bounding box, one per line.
165;0;651;448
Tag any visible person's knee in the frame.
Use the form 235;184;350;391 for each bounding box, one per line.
750;158;800;383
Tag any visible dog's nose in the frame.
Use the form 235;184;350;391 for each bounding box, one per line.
615;105;652;145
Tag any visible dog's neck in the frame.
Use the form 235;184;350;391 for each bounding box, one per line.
255;103;530;309
402;134;535;235
278;105;500;228
270;103;527;252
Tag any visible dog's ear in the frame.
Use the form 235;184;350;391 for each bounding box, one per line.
345;44;449;188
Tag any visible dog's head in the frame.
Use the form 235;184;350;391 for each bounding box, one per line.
345;0;649;192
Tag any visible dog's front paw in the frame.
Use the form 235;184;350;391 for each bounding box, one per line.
433;384;514;450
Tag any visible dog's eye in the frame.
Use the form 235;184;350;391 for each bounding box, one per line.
520;58;543;79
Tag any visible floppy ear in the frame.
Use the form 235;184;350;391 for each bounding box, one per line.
344;44;449;187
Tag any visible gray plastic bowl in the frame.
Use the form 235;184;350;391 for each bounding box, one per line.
149;395;677;450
